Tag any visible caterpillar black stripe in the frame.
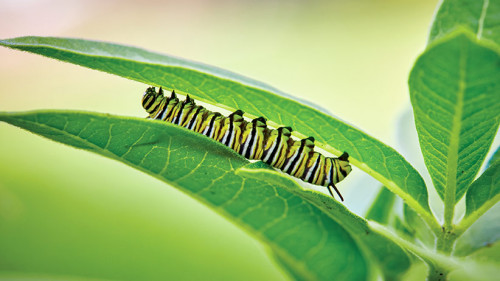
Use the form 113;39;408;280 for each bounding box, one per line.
142;87;352;201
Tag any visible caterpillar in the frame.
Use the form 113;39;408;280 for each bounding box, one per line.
142;87;352;201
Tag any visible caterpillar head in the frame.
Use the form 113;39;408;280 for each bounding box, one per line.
327;152;352;201
337;152;352;181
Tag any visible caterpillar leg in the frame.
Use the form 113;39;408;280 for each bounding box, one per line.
327;184;344;202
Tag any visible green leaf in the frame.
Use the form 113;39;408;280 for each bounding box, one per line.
0;36;438;232
0;110;369;281
430;0;500;46
365;187;396;225
392;216;414;240
238;165;412;281
408;31;500;208
403;204;436;247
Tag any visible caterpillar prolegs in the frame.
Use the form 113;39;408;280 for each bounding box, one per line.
142;87;352;201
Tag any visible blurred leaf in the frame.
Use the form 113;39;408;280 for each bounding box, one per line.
0;36;437;231
0;110;369;281
487;146;500;167
403;204;435;248
447;258;500;281
409;31;500;206
393;215;414;240
238;165;412;281
430;0;500;46
365;187;396;225
0;272;115;281
468;240;500;263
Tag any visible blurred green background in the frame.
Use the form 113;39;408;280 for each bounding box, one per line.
0;0;437;280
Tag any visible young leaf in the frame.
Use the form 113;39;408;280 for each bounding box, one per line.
430;0;500;46
409;31;500;208
0;36;438;232
454;203;500;256
464;161;500;218
0;110;369;281
455;161;500;239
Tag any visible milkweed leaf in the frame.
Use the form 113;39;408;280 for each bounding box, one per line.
0;110;369;281
409;31;500;205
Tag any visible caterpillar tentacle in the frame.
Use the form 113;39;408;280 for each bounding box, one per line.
142;87;352;201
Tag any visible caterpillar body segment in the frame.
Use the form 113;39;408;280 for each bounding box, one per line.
142;87;352;201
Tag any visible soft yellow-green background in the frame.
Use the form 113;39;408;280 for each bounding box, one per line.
0;0;436;280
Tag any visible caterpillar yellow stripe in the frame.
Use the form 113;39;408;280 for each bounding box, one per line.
142;87;352;201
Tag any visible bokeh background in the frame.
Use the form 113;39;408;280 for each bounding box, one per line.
0;0;439;280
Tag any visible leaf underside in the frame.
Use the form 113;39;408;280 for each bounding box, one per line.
409;32;500;204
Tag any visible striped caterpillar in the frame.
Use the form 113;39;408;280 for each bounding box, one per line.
142;87;352;201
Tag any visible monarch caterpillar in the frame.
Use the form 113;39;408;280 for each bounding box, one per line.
142;87;352;201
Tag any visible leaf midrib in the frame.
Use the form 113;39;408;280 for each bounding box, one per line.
477;0;490;39
443;43;467;229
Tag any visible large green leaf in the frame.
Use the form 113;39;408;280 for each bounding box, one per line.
430;0;500;46
0;110;370;281
408;31;500;207
0;36;438;232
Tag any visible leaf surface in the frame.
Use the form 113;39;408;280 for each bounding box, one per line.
0;110;370;281
238;165;411;281
409;31;500;205
430;0;500;46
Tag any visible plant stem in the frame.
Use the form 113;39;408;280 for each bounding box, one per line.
427;263;449;281
443;201;455;231
369;221;457;268
436;230;456;254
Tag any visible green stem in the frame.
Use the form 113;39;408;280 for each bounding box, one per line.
427;263;449;281
436;230;457;254
443;201;455;231
369;221;457;269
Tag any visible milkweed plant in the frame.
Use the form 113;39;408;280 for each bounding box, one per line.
0;0;498;280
